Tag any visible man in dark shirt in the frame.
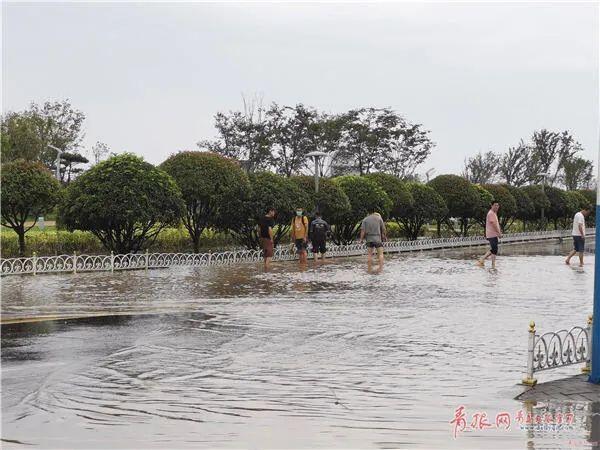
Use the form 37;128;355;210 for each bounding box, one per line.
309;212;331;261
257;207;276;268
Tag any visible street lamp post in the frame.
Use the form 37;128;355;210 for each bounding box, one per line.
306;151;329;214
425;168;435;183
306;151;328;194
48;144;63;181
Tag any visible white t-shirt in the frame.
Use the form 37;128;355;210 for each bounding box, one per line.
572;211;585;236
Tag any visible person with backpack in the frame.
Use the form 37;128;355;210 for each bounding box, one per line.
309;211;331;261
290;207;309;264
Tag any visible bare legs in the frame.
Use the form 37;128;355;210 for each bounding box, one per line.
367;246;384;271
377;247;384;267
299;249;307;265
565;251;584;267
477;251;496;269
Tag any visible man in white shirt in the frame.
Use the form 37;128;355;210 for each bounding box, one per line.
565;206;592;267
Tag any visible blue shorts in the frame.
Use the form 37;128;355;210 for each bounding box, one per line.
573;236;585;253
488;237;499;255
367;241;383;249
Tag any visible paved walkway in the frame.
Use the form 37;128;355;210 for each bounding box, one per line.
517;374;600;403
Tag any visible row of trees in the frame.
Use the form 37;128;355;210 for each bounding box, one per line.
4;98;592;193
2;152;594;256
463;130;594;190
2;98;434;185
200;98;434;178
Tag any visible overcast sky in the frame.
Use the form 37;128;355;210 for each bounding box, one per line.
2;1;598;175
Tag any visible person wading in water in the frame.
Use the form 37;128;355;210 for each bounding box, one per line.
290;207;309;265
258;207;276;269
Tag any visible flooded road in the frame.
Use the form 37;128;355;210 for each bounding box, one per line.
1;240;597;448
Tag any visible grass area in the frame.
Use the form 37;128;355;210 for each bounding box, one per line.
0;227;237;258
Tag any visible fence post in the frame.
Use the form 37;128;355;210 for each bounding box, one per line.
32;251;37;276
584;315;593;374
208;250;212;266
145;249;149;271
110;251;114;273
522;321;537;386
73;251;77;274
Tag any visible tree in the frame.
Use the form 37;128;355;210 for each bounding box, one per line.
561;157;594;190
91;141;110;165
543;186;569;229
334;108;397;175
60;152;89;183
382;122;434;179
428;174;480;236
289;176;351;225
462;151;500;184
199;95;272;173
396;183;447;240
1;112;44;163
470;185;494;233
31;100;86;169
364;173;413;222
330;175;392;243
229;172;311;249
59;154;185;254
519;185;550;229
577;189;596;227
1;160;61;255
1;100;86;172
562;191;590;228
268;103;321;177
498;141;531;187
528;130;583;186
506;185;535;230
482;184;517;231
160;151;250;252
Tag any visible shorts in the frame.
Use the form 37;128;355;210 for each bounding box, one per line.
312;239;327;254
488;237;499;255
573;235;585;253
295;239;307;252
260;238;274;258
367;241;383;249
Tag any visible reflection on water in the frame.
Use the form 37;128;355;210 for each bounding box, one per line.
1;240;598;448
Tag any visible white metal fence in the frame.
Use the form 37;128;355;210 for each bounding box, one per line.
522;316;592;386
1;229;588;277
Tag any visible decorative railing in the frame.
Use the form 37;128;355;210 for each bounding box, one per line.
1;228;591;277
522;316;593;386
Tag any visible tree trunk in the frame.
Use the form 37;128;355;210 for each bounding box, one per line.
18;229;26;257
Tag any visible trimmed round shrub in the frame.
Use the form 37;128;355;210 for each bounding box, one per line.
1;159;61;255
59;153;185;254
160;151;250;252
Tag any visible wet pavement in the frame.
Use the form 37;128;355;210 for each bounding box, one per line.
1;240;598;449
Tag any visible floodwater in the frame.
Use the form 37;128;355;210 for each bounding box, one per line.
1;240;598;449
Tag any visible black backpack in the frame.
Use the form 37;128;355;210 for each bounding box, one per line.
311;220;328;240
